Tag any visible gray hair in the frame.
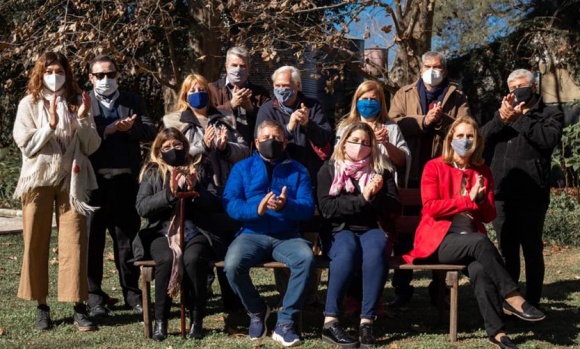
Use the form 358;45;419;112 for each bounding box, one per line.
271;66;301;88
257;119;285;139
421;51;447;69
226;46;250;66
507;69;535;85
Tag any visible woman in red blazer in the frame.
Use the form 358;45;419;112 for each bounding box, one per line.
404;116;544;349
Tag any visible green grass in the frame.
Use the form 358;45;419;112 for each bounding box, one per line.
0;233;578;348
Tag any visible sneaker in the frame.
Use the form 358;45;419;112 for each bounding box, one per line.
248;305;270;340
359;322;375;348
322;321;359;348
35;304;53;330
272;323;301;347
73;304;98;332
90;304;109;318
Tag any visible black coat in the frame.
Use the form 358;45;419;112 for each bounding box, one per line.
481;98;564;201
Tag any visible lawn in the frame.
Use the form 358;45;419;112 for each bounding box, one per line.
0;233;578;349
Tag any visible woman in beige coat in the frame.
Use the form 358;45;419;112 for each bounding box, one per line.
13;51;101;331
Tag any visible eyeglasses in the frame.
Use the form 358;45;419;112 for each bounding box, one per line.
160;142;184;153
91;71;118;80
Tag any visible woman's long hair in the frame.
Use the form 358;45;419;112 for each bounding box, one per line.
174;73;215;112
139;127;201;184
336;80;389;131
27;51;81;106
442;116;485;166
332;122;388;174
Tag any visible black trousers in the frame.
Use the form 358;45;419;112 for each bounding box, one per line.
436;232;519;337
88;174;142;308
493;200;548;306
149;232;212;321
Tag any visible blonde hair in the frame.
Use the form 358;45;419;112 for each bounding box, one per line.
336;80;389;131
442;116;484;166
332;122;387;174
139;127;201;184
175;73;215;112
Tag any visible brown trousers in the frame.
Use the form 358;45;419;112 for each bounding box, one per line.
18;186;89;302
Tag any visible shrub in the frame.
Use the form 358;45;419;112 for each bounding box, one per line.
543;190;580;246
0;146;21;209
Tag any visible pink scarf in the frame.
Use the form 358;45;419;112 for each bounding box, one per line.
329;159;373;196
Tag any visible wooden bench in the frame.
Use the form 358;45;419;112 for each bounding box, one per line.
135;188;465;342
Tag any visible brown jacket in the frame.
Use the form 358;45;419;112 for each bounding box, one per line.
388;81;470;186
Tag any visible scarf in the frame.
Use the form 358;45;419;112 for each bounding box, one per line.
418;78;449;115
166;208;183;298
42;89;77;152
329;158;373;196
94;90;120;110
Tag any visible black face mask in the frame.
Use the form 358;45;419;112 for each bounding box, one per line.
513;86;535;106
161;148;186;167
258;138;285;160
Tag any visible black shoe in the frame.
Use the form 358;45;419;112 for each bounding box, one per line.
359;323;374;348
322;322;359;348
488;335;517;349
73;304;98;332
35;304;53;330
502;301;545;322
188;321;203;340
152;320;167;341
131;303;143;315
90;304;109;318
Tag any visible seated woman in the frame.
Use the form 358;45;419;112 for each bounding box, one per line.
317;122;402;348
404;116;545;349
133;128;222;341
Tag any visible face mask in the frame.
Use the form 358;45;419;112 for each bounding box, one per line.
94;77;118;96
345;141;372;161
356;99;381;119
512;86;535;105
227;66;247;85
274;87;296;105
43;74;66;92
258;138;285;160
422;68;443;87
187;91;209;109
161;148;187;167
451;138;474;157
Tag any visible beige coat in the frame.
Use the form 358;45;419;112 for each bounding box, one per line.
388;81;470;185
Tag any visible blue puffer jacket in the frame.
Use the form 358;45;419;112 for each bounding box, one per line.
223;151;315;235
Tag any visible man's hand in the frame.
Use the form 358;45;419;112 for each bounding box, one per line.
258;191;276;216
424;102;442;126
115;114;138;132
231;85;253;109
288;103;309;131
498;94;523;123
267;186;287;211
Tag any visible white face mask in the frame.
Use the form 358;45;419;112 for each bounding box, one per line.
94;77;118;97
227;66;247;85
422;68;443;87
43;74;66;92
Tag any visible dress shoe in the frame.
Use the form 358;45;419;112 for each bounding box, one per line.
322;321;359;348
131;303;143;315
502;301;545;322
152;320;167;341
359;322;374;348
105;296;119;307
90;304;110;318
35;304;53;330
73;304;98;332
188;322;203;340
488;335;517;349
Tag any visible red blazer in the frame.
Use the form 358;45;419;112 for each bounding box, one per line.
403;157;496;264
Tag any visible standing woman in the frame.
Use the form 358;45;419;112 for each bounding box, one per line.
336;80;411;187
317;122;401;348
404;116;545;349
13;51;101;331
133;128;222;341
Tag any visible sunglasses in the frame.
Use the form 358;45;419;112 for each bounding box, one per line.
91;71;118;80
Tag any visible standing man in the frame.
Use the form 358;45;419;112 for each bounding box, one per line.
87;55;156;317
211;46;271;145
388;51;471;307
481;69;563;307
223;120;315;347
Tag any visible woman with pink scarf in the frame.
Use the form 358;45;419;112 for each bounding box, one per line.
317;122;401;348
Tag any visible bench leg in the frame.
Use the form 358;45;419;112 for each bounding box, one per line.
436;270;446;323
141;266;153;339
445;271;459;342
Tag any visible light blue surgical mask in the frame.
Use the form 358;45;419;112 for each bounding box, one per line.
274;87;295;105
451;138;474;157
356;99;381;119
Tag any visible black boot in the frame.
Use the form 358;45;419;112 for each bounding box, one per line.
359;322;375;348
152;320;167;341
35;304;53;330
188;321;203;339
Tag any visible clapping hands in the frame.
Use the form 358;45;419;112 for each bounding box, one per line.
469;174;485;202
258;186;287;216
363;174;383;201
169;167;197;197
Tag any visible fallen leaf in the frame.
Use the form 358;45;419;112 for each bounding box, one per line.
390;344;398;349
0;327;5;335
106;252;115;262
52;247;58;254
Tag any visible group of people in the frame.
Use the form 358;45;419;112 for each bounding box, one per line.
13;47;563;349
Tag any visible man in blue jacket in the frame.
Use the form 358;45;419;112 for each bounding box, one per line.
223;119;315;347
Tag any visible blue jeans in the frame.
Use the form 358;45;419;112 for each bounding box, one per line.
324;229;388;319
224;233;314;324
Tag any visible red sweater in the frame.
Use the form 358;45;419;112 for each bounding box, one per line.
403;157;496;264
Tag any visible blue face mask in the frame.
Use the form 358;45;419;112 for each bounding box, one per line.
187;91;209;109
451;138;474;157
356;99;381;119
274;87;296;105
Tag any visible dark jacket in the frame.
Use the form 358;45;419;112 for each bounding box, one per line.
255;92;333;181
88;90;156;178
132;160;222;261
210;78;271;145
316;161;402;238
481;97;564;201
